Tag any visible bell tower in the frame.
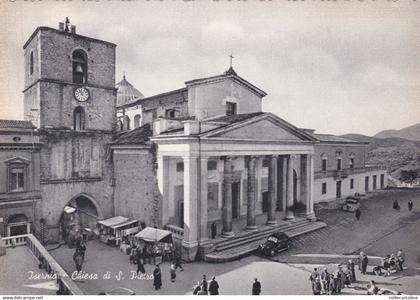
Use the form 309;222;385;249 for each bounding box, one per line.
22;20;117;242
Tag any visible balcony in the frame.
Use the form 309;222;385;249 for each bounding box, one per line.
315;165;387;180
1;234;83;295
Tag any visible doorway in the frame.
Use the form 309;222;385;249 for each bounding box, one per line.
336;181;342;198
232;182;240;219
365;176;369;192
177;201;184;228
262;191;268;213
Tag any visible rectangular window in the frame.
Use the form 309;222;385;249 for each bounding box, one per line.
10;167;25;192
176;162;184;172
322;159;327;171
337;158;342;171
350;178;354;189
226;102;237;116
322;182;327;195
373;175;377;189
207;161;217;171
207;183;219;210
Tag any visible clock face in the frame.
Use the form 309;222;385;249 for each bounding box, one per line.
74;87;90;102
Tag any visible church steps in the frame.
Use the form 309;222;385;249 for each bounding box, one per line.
204;221;327;263
213;219;309;250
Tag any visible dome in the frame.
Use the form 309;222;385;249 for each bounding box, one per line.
116;75;144;106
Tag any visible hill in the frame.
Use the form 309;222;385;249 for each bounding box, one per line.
340;134;420;181
374;123;420;141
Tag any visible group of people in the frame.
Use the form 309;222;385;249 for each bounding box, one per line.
193;275;220;295
309;261;356;295
373;249;405;277
393;199;414;211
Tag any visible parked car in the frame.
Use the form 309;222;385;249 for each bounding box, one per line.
256;232;290;257
343;196;360;212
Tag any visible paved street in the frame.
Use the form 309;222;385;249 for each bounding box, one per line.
48;188;420;295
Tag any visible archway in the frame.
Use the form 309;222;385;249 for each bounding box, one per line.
7;214;30;236
59;194;103;242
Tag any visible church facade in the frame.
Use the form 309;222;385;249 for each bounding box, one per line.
0;22;387;260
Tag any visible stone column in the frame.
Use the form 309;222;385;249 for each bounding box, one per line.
282;156;288;213
306;154;316;220
222;157;234;237
157;155;170;225
285;155;295;220
245;156;257;231
199;157;209;241
182;156;199;248
267;155;277;225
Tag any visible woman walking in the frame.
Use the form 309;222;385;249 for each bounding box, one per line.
153;265;162;290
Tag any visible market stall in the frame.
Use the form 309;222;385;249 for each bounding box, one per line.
97;216;141;246
134;227;174;264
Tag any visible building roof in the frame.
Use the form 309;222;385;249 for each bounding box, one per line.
0;119;35;129
117;87;187;110
116;75;144;107
113;123;152;145
205;112;265;124
185;67;267;98
312;133;368;144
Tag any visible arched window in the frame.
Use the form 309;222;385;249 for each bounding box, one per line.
72;50;87;84
73;107;85;130
134;114;141;128
349;153;355;169
321;153;327;172
122;115;130;130
30;51;34;75
117;120;123;131
165;109;176;119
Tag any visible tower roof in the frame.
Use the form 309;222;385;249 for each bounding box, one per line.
116;75;144;107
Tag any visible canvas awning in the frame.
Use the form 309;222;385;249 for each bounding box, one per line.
111;219;139;229
97;216;129;228
134;227;172;243
121;226;141;236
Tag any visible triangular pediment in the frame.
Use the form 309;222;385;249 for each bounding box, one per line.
4;157;30;165
203;113;315;141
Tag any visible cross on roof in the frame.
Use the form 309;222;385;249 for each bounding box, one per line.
229;54;234;68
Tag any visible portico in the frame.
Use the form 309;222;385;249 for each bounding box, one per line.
152;113;318;260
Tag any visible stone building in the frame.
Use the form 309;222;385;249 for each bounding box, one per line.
0;22;387;260
0;120;41;237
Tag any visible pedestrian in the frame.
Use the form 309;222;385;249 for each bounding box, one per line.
397;249;405;271
355;208;361;220
252;278;261;295
347;259;356;282
136;250;146;274
193;281;202;295
153;265;162;290
361;253;369;274
339;266;346;289
312;278;321;295
201;274;208;295
393;200;400;210
73;249;84;273
367;280;379;295
130;246;137;264
328;274;336;295
320;268;328;294
77;241;86;260
174;250;184;271
211;222;217;239
170;263;176;282
408;200;413;211
209;276;220;295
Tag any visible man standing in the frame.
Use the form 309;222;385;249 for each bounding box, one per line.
73;249;84;273
174;250;184;271
355;208;361;221
408;200;413;211
252;278;261;295
201;274;208;295
361;253;369;274
397;249;405;271
153;265;162;290
347;259;356;282
209;276;220;295
136;250;145;274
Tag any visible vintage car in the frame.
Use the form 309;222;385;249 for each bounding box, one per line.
256;232;290;257
343;196;360;212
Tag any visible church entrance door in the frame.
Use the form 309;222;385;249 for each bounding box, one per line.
232;182;240;219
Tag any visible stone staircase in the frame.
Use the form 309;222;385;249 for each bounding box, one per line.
204;219;327;263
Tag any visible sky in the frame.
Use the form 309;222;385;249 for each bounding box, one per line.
0;0;419;136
